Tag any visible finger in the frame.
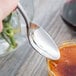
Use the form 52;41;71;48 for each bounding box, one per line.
0;0;19;20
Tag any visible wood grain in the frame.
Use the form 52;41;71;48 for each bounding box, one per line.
0;0;75;76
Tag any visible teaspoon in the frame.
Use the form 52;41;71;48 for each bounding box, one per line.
17;3;60;60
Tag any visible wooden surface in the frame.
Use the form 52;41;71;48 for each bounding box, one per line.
0;0;75;76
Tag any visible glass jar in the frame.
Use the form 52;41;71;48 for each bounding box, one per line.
0;10;26;57
46;0;76;76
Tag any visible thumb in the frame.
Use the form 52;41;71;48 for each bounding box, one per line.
0;21;3;33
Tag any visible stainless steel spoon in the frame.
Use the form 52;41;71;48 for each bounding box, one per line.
17;3;60;60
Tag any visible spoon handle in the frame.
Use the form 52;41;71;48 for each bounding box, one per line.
17;3;30;26
17;3;30;37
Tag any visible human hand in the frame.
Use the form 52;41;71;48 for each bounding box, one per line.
0;0;18;32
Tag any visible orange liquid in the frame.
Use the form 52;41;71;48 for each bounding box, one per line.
47;43;76;76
